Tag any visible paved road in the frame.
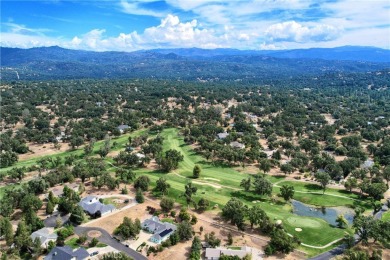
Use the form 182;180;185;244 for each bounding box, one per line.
44;213;70;227
74;226;147;260
309;244;347;260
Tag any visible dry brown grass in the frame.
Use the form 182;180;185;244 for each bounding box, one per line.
18;142;71;161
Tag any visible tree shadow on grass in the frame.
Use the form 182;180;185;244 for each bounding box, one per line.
304;183;323;191
145;169;167;174
338;189;364;198
231;190;268;203
271;175;287;181
197;159;233;169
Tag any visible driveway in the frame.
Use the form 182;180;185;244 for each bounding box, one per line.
44;213;146;260
44;213;70;228
127;230;153;250
74;226;147;260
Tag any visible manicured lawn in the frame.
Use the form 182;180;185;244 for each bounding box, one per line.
300;239;345;258
65;237;80;249
382;211;390;221
275;181;371;209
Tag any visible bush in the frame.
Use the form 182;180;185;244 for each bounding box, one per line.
160;197;174;212
89;237;99;247
135;188;144;203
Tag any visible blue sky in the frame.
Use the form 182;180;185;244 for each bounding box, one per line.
1;0;389;51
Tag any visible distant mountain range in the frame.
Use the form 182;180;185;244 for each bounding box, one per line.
1;46;389;81
151;46;390;63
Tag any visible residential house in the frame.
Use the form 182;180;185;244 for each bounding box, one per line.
136;153;145;159
45;246;89;260
252;124;262;133
362;159;374;169
78;196;115;218
48;183;79;198
142;216;176;244
117;124;129;133
230;141;245;149
31;228;58;248
217;132;229;139
205;246;252;260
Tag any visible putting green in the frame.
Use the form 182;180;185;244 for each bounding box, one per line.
286;216;322;228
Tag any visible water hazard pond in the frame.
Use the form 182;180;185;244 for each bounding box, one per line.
291;200;355;226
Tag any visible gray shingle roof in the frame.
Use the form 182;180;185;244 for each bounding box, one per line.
142;217;176;242
44;246;89;260
117;125;129;130
78;196;115;215
31;228;57;246
230;141;245;149
217;132;229;139
205;247;251;259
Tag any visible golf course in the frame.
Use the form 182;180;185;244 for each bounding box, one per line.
136;128;366;249
1;127;373;255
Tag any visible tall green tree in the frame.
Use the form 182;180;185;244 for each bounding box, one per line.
14;220;32;253
280;185;295;202
135;188;144;203
155;177;170;195
189;236;201;260
265;228;298;255
160;197;174;212
253;174;273;196
222;198;247;230
314;171;331;194
182;182;198;208
69;205;84;225
193;165;201;179
0;218;14;246
134;175;150;191
247;205;268;229
177;221;193;241
240;177;251;191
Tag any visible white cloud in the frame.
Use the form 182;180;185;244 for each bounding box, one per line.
0;33;60;48
3;22;53;36
1;0;389;51
119;0;164;17
265;21;341;43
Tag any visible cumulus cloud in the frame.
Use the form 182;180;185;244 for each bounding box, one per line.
265;21;341;43
0;33;60;48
